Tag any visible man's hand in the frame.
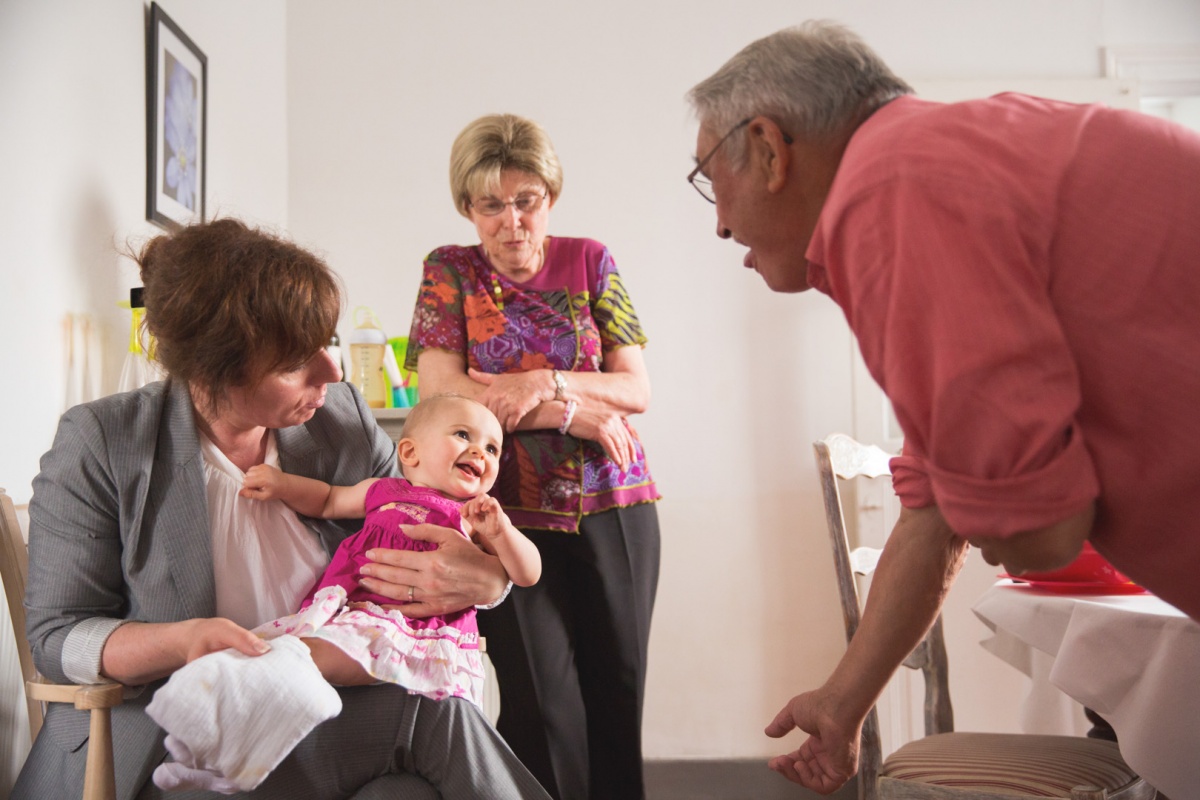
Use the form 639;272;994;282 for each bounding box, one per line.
359;522;508;617
765;689;860;794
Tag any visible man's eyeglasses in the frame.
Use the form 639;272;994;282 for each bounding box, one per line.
471;192;547;217
688;119;749;204
687;118;794;204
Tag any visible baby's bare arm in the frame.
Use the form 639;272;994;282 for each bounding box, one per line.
242;465;374;520
461;496;541;586
242;465;332;517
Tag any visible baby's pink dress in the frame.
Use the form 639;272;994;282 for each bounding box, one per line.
254;478;484;707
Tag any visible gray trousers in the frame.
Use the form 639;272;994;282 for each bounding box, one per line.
138;687;549;799
18;685;549;800
479;503;661;800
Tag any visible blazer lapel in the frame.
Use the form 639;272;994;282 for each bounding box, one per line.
276;418;322;477
154;380;216;619
277;416;353;556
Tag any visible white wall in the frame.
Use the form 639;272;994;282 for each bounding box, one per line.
2;0;1198;782
0;0;288;791
0;0;289;503
285;0;1200;761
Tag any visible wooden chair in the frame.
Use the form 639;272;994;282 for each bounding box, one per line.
813;434;1156;800
1;488;122;800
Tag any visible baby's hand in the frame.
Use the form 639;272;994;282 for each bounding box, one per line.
241;464;283;501
461;495;511;542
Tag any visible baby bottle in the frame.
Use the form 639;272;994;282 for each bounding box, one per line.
348;307;387;408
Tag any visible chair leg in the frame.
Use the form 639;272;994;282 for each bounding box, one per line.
83;706;117;800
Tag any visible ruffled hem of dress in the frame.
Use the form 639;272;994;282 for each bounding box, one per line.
254;587;485;708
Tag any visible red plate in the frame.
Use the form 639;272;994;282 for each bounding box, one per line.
1002;576;1148;595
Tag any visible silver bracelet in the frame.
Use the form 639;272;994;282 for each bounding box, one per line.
475;580;514;610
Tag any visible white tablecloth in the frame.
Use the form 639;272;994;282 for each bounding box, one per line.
973;581;1199;800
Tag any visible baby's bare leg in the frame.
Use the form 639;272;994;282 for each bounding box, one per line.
302;637;375;686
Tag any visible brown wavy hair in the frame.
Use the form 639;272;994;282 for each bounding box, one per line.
134;218;342;409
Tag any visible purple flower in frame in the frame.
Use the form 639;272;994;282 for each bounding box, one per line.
162;50;198;211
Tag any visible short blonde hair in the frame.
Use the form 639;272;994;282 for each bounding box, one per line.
449;114;564;218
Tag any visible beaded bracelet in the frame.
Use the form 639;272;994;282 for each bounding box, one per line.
475;580;514;610
559;399;578;435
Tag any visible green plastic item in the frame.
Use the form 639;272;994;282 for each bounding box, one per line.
388;337;419;407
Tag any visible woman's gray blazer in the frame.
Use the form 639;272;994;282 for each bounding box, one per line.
16;379;398;798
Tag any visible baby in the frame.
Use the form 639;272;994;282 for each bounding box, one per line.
241;391;541;704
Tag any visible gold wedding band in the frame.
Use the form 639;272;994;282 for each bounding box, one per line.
408;584;415;602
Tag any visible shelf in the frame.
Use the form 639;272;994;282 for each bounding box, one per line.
370;407;410;443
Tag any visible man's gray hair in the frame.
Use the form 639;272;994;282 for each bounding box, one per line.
688;20;912;165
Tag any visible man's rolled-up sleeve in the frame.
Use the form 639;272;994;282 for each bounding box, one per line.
891;430;1098;538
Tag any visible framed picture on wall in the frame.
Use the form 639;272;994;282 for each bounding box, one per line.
146;2;206;230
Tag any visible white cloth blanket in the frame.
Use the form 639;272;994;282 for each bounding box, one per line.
146;635;342;793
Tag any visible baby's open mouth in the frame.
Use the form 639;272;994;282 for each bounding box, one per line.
456;462;481;478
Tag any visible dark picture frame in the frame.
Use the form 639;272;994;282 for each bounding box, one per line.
146;3;206;230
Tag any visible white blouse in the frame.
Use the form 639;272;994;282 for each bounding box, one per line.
198;430;330;630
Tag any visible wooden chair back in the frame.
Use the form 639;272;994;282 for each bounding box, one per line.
0;489;42;739
0;487;121;800
814;434;953;800
813;436;1153;800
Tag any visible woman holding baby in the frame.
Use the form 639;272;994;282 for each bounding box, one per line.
15;218;546;799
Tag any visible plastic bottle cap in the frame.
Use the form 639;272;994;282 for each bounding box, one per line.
349;325;388;345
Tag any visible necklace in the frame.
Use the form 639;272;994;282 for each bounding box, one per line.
487;238;548;311
489;271;505;310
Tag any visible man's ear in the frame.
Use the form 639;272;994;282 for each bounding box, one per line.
747;116;792;193
397;438;419;468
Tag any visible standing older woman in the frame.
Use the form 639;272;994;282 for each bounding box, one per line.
407;114;661;800
15;218;548;800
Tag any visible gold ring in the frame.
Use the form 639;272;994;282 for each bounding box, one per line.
408;584;415;602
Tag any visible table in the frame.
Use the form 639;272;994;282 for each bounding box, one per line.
973;580;1199;800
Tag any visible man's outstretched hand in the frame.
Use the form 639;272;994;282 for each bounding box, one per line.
765;689;861;794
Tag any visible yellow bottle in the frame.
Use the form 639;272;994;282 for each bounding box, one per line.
348;308;387;408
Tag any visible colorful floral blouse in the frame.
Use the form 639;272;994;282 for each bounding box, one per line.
406;237;660;532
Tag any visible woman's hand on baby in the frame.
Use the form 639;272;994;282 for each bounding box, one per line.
240;464;283;501
178;618;270;664
468;367;553;432
360;523;509;618
567;405;636;469
461;495;511;542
